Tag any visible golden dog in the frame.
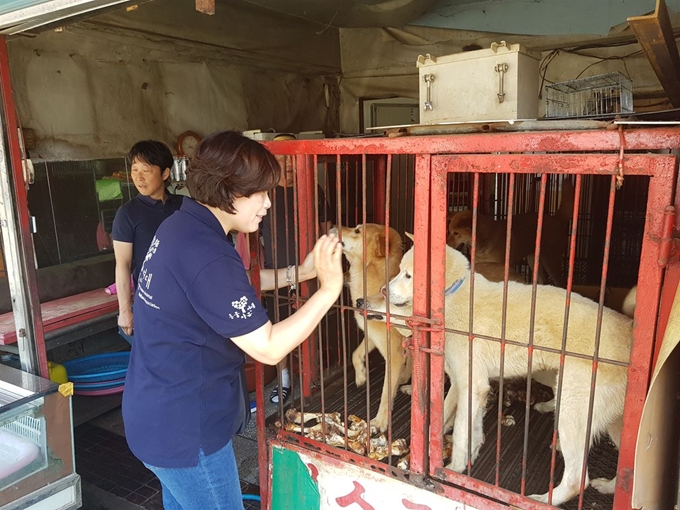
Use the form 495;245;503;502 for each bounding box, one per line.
448;179;574;287
330;224;412;432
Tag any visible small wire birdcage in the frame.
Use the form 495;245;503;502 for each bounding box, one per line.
545;72;633;119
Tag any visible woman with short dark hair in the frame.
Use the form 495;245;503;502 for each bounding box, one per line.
112;140;183;344
122;130;343;510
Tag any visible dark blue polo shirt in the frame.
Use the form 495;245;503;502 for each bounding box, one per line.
111;193;183;284
122;198;270;468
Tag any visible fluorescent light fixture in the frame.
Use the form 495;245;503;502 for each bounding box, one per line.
0;0;129;35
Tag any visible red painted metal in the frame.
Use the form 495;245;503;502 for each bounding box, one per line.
264;129;680;155
248;231;269;509
615;155;676;510
409;154;432;477
373;155;387;224
262;130;680;510
296;154;318;397
427;156;446;477
653;176;680;369
657;206;675;268
0;37;47;378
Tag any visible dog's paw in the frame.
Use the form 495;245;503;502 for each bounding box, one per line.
534;399;556;414
370;416;388;433
446;455;468;474
591;477;616;495
399;384;412;395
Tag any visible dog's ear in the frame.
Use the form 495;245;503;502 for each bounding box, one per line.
451;210;473;228
405;232;415;242
375;232;387;258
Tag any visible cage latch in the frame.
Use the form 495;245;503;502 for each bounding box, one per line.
404;317;445;356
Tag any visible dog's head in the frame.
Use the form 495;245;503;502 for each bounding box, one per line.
358;236;416;336
447;210;473;252
360;234;471;336
329;224;403;266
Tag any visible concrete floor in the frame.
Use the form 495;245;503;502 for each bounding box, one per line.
78;377;294;509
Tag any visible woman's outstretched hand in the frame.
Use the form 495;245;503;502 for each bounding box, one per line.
313;234;343;298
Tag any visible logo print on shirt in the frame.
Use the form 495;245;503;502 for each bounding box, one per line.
139;236;159;290
229;296;255;319
144;236;160;263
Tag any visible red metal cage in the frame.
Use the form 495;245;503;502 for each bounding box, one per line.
256;127;680;510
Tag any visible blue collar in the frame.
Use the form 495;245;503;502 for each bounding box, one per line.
445;277;465;296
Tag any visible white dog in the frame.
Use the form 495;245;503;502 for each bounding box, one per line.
362;235;633;506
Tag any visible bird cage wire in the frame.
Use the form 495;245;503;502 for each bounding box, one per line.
544;72;634;119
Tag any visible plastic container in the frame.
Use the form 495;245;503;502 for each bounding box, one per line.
63;352;130;383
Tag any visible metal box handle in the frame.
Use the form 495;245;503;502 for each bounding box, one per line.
423;74;435;111
494;63;509;103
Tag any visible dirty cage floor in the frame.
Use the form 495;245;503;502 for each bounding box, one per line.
270;353;617;510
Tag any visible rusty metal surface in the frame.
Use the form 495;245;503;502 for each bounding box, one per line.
263;128;680;156
628;0;680;108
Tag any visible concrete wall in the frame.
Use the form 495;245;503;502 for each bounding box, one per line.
6;0;341;160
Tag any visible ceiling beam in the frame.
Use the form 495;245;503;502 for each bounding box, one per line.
628;0;680;107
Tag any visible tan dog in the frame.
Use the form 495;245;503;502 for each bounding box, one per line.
329;224;412;432
363;234;633;506
448;179;575;287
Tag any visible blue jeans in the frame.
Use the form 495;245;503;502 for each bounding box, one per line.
143;440;244;510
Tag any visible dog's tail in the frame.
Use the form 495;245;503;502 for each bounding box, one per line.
557;177;575;223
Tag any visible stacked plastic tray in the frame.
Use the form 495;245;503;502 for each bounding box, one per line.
63;352;129;396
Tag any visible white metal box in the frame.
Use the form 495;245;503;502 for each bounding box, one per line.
416;41;541;124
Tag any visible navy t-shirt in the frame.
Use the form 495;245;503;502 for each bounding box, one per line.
122;198;270;468
111;193;183;284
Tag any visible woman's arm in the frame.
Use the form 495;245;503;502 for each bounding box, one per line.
232;235;342;364
249;249;317;292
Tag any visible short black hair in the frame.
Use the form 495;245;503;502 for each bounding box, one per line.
187;131;279;214
127;140;174;173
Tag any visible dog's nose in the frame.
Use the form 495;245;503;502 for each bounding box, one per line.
356;298;364;308
380;286;387;298
329;225;338;236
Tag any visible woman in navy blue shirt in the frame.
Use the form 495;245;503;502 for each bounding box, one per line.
122;131;343;510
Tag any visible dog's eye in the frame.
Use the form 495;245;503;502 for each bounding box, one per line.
354;228;360;234
453;231;459;236
404;272;412;279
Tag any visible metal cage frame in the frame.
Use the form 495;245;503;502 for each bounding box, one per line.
256;127;680;510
